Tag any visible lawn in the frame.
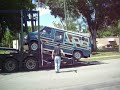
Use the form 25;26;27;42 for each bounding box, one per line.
82;52;120;60
91;52;120;57
86;52;120;60
0;51;10;54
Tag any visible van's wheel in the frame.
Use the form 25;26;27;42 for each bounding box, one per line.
3;58;18;73
24;57;38;71
73;51;82;60
29;41;38;51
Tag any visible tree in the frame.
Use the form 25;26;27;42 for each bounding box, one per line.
53;19;78;32
116;21;120;52
97;25;120;38
0;0;35;42
2;29;13;47
47;0;120;52
53;21;63;29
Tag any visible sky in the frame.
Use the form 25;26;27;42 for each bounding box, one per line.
37;7;60;27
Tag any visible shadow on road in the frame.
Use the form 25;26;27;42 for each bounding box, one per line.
0;72;12;75
60;69;77;73
0;60;106;75
61;60;105;68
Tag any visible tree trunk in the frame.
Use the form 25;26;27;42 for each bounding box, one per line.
117;21;120;52
91;29;97;52
9;43;10;48
119;31;120;52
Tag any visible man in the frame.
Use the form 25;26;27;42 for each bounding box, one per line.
52;43;64;73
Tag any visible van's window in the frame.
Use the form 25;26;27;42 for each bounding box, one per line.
55;31;64;42
84;38;88;42
75;38;79;42
64;34;68;42
79;37;82;40
76;44;80;47
82;37;85;41
40;28;52;38
82;37;88;42
68;34;73;42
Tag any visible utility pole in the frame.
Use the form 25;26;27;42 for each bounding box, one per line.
119;29;120;53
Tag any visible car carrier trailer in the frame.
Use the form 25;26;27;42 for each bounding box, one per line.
0;47;74;73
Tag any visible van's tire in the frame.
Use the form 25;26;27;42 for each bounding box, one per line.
24;57;38;71
29;41;38;51
3;58;18;73
73;51;82;60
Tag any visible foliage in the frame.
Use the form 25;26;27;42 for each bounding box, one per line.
0;0;35;42
97;22;120;38
2;30;13;47
53;18;78;32
53;21;63;29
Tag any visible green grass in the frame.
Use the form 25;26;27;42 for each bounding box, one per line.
89;55;120;61
91;52;120;57
0;51;10;54
86;52;120;61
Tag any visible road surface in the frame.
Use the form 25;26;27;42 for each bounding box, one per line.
0;59;120;90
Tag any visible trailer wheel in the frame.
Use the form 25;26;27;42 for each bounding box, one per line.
24;57;38;71
3;58;18;73
30;41;38;51
73;51;82;60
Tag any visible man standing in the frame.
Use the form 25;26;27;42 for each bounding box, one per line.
52;43;64;73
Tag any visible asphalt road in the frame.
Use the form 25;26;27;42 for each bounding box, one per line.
0;59;120;90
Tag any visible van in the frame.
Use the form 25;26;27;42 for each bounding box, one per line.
26;26;91;60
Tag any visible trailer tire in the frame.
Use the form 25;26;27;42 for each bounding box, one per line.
3;58;18;73
24;57;38;71
73;51;82;60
